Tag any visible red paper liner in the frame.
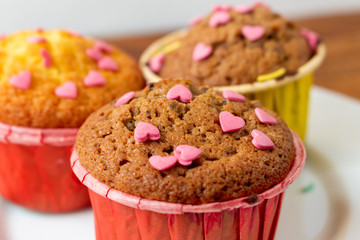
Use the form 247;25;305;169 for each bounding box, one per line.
0;122;90;213
71;131;305;239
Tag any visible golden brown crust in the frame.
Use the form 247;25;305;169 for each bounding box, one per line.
159;6;312;86
76;79;295;204
0;30;144;128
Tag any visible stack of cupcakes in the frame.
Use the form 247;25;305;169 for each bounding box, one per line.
0;29;144;212
140;3;326;140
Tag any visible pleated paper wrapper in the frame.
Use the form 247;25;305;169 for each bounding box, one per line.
139;29;326;140
71;131;305;240
0;122;90;213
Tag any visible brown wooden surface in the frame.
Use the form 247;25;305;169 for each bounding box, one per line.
105;12;360;100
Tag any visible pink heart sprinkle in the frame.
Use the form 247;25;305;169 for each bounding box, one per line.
35;28;44;33
212;5;231;12
192;42;212;62
234;5;253;13
253;1;270;9
251;129;274;150
189;15;203;26
222;90;246;102
134;122;160;142
149;53;165;73
149;155;177;171
0;35;6;41
174;145;202;166
9;71;32;90
209;11;231;27
55;81;78;99
300;28;319;53
115;91;135;107
242;25;265;41
40;49;52;68
94;40;112;53
86;48;103;61
255;108;277;125
28;36;46;43
166;84;193;103
219;111;245;133
84;70;106;87
98;57;119;71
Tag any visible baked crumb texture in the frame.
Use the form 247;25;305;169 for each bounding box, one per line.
76;79;295;204
159;5;313;86
0;29;144;128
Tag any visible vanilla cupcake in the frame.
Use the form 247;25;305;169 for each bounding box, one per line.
0;29;144;212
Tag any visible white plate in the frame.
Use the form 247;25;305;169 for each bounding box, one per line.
1;87;359;240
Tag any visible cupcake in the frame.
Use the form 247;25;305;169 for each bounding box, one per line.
140;3;326;140
0;29;144;212
72;79;305;239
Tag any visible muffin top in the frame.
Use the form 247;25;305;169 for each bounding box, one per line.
0;29;144;128
155;4;317;86
75;79;295;204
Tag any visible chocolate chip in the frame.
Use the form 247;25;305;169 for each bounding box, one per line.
169;102;178;109
245;194;258;204
119;159;129;166
149;83;154;90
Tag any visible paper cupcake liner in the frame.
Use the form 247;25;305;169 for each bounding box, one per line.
0;122;90;213
139;29;326;140
71;131;305;240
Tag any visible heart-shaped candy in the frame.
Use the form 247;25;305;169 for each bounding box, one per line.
242;25;265;41
134;122;160;142
35;28;43;33
149;155;177;171
98;57;119;71
209;11;231;27
40;49;52;68
94;41;112;53
234;5;253;13
189;15;203;26
212;5;231;12
149;53;165;73
9;71;32;90
192;42;212;62
115;91;135;107
0;34;6;41
55;81;78;99
174;145;202;166
28;36;46;43
166;84;193;103
251;129;274;150
255;108;277;125
219;111;245;133
222;90;246;102
84;70;106;87
300;28;318;53
253;1;270;9
86;48;103;61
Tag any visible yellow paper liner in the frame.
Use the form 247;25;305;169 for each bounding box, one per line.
139;29;326;140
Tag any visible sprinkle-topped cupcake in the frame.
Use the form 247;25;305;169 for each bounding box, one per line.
0;29;144;128
0;29;144;213
150;4;318;86
75;79;295;204
141;3;325;141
